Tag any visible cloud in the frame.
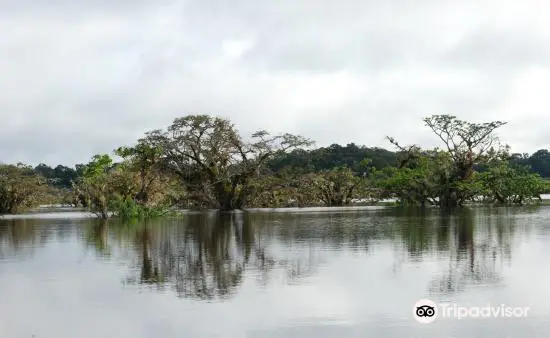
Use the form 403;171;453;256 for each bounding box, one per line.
0;0;549;166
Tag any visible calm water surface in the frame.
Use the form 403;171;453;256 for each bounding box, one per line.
1;206;550;338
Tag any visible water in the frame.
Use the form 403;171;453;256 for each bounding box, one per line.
1;206;550;338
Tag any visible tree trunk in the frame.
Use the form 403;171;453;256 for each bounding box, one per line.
214;181;247;211
439;189;460;208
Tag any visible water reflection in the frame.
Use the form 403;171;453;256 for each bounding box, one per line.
0;218;81;260
1;206;549;338
59;207;537;300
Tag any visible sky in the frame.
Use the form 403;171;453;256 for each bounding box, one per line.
1;0;549;166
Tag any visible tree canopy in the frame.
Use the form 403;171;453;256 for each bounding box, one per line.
141;115;313;210
1;113;549;215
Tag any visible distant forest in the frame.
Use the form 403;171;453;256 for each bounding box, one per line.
32;144;550;189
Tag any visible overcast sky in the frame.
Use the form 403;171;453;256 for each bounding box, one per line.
1;0;549;166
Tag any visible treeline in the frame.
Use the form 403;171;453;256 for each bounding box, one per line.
267;144;398;174
33;163;81;188
3;144;400;192
25;144;550;189
509;150;550;178
1;114;550;216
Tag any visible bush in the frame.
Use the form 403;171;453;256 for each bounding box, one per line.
111;197;172;220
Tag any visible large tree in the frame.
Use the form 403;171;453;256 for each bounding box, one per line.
423;115;507;207
144;114;313;210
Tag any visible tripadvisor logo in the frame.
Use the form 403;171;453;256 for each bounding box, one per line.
414;299;438;324
413;299;530;324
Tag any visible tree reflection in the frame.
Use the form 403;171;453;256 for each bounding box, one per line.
422;208;521;296
173;213;246;299
78;206;539;300
84;220;111;257
109;213;253;300
374;206;537;296
2;207;539;301
86;211;383;300
0;218;75;260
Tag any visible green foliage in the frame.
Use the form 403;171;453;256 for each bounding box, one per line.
372;146;455;206
73;154;115;218
375;158;438;206
510;149;550;178
245;174;294;208
111;197;171;220
34;164;79;188
528;150;550;178
387;115;508;207
3;114;550;214
267;143;397;174
245;168;323;208
313;166;361;206
114;139;174;207
144;114;312;210
82;154;113;178
474;164;545;205
373;138;546;207
74;152;178;219
0;164;49;214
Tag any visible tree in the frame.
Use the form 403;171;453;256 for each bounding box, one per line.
115;139;169;206
0;164;48;214
313;166;361;206
375;151;453;207
244;174;290;208
111;139;187;218
422;115;507;207
144;114;313;210
74;154;114;218
475;164;545;205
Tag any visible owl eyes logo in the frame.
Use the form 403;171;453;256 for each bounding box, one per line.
413;299;438;323
416;305;435;317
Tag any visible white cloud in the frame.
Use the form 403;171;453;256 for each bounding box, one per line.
0;0;549;166
222;39;254;59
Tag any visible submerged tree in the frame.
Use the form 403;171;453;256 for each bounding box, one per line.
244;174;295;208
74;154;114;218
423;115;507;207
474;164;545;205
313;166;361;206
114;138;184;212
382;136;452;206
145;114;313;210
0;164;48;214
386;115;508;207
74;150;179;219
